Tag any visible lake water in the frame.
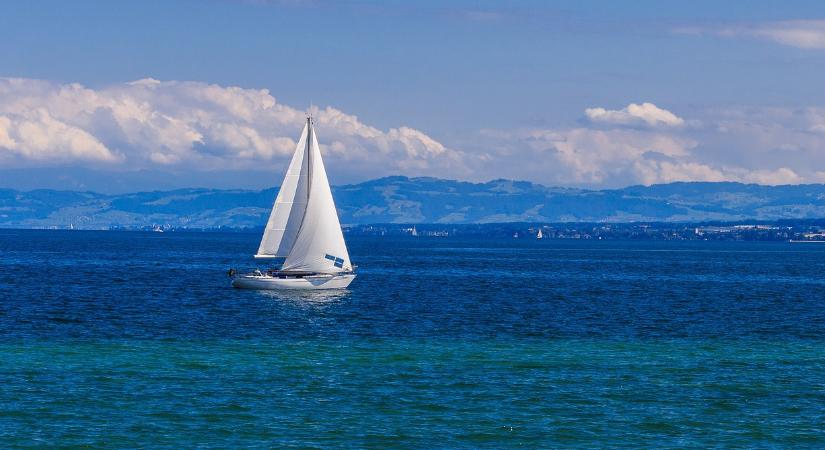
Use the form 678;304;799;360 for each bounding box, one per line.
1;230;824;447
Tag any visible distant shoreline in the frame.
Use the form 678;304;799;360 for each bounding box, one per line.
3;220;825;243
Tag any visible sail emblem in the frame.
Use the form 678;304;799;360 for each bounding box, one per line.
325;254;345;268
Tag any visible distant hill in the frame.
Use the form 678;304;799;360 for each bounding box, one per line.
1;176;825;229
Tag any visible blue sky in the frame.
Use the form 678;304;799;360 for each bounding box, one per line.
2;0;825;191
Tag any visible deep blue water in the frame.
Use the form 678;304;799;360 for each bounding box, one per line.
1;230;825;447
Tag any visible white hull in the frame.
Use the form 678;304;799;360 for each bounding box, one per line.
232;273;355;290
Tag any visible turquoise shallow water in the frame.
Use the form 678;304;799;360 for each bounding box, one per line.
1;231;824;447
2;339;825;447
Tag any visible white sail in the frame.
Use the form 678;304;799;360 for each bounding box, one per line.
281;120;352;273
255;123;310;258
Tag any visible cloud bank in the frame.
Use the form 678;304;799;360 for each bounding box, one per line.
0;77;468;181
476;103;825;186
0;77;824;188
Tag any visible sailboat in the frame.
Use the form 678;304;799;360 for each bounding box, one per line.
231;116;356;290
536;229;543;239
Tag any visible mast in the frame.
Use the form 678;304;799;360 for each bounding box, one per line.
306;115;312;206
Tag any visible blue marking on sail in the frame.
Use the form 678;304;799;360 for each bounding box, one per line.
325;253;345;268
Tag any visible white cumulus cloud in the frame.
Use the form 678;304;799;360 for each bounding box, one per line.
585;102;685;127
479;127;700;185
474;103;825;187
0;108;117;163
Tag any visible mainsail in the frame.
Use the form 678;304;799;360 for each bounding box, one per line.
255;117;352;274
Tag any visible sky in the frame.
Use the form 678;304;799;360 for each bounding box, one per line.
2;0;825;192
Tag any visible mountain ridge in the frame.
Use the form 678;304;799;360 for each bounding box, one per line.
1;176;824;229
